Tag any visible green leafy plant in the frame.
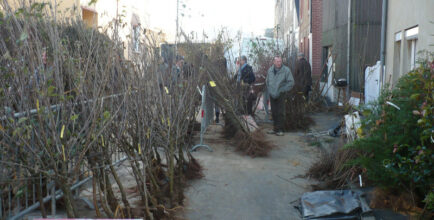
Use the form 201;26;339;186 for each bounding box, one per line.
348;55;433;208
423;191;434;211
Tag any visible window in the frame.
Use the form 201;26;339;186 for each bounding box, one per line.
82;7;98;28
132;25;140;52
300;0;303;19
408;39;417;70
393;40;401;79
405;26;418;71
321;46;330;82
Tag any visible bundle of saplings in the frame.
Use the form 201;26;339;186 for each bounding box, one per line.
0;2;204;219
179;34;274;157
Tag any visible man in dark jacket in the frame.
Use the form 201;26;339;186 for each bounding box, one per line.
294;53;312;100
236;56;256;115
237;56;255;84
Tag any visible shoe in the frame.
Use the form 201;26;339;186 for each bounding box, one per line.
267;130;276;134
276;131;284;136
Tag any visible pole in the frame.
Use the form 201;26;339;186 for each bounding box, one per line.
175;0;179;55
379;0;387;89
346;0;352;101
276;24;279;51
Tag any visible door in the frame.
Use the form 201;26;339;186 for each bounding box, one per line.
326;49;334;102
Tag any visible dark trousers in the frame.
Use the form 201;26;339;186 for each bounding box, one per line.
246;93;255;115
241;88;256;116
270;94;286;132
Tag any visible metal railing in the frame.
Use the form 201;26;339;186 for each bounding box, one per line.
190;85;214;152
0;93;129;219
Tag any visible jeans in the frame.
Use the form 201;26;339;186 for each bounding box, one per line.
270;94;286;132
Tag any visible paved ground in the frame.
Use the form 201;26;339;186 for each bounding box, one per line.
179;112;341;220
21;111;409;220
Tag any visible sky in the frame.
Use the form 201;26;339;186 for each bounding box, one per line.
148;0;275;41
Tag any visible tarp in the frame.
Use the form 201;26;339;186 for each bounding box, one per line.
298;190;371;219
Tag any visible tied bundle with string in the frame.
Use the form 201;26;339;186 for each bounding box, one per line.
284;58;315;131
180;32;274;157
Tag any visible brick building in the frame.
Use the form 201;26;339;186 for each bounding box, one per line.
298;0;322;80
274;0;300;59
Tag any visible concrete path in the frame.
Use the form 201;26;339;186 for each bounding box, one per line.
179;112;340;220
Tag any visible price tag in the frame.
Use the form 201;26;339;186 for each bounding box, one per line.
60;125;65;138
62;145;66;161
209;81;216;87
138;143;141;155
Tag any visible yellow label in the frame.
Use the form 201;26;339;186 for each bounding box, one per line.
36;99;40;111
138;143;141;155
62;145;66;161
60;125;65;138
167;118;170;127
164;87;169;94
209;81;216;87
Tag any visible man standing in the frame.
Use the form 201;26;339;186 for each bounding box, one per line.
171;55;184;84
266;56;294;136
236;55;256;115
236;55;255;84
294;53;312;100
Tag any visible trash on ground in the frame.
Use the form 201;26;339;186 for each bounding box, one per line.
344;112;361;141
296;190;372;219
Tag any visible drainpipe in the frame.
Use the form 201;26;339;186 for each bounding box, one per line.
346;0;352;100
379;0;388;89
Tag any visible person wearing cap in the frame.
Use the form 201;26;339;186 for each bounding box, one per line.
295;52;312;101
266;55;294;136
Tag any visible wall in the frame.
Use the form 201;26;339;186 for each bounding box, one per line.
297;0;322;81
385;0;434;86
81;0;152;60
274;0;298;51
4;0;81;18
350;0;382;92
322;0;381;93
311;0;322;80
322;0;348;82
299;0;309;58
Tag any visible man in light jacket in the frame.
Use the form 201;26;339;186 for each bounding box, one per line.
266;56;294;136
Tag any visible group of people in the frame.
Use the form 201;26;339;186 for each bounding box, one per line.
235;53;312;136
163;51;312;137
